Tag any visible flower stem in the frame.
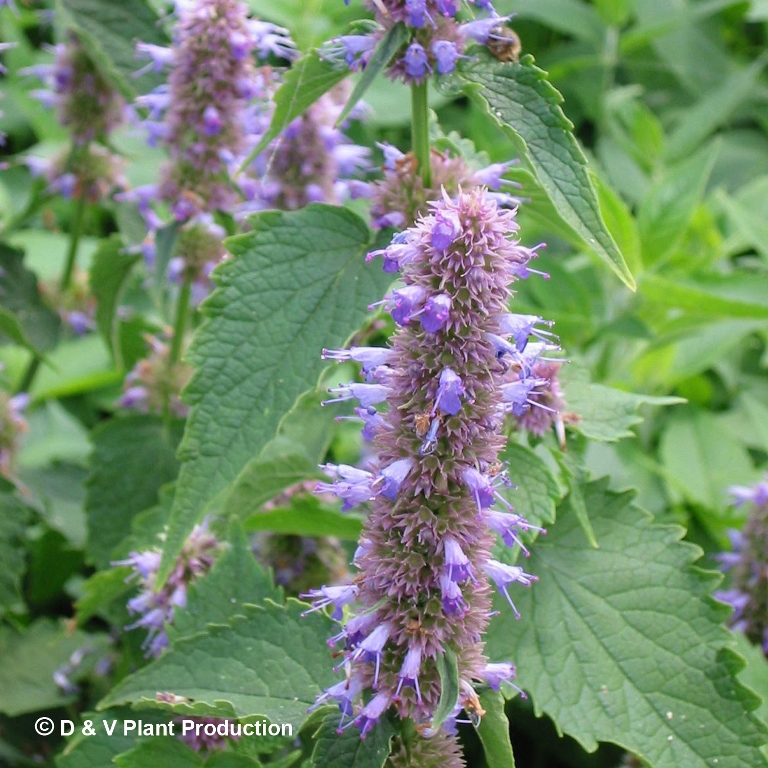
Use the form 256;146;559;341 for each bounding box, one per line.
169;278;192;368
411;81;431;188
60;193;87;294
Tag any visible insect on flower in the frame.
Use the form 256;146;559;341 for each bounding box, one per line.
487;26;522;63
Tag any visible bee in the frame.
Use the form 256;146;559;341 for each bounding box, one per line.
414;412;432;437
487;26;522;63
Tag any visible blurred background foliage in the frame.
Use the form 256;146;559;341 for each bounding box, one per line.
1;0;768;765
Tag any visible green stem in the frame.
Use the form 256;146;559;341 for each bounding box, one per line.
169;278;192;367
60;193;87;293
411;81;431;188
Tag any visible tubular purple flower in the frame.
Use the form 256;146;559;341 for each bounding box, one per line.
482;661;516;690
324;383;391;408
421;293;452;333
482;559;536;617
433;368;466;415
378;457;414;499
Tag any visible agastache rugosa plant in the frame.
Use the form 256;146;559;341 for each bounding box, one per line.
304;186;554;747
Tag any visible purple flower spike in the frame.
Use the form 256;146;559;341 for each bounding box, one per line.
309;188;548;736
433;368;466;415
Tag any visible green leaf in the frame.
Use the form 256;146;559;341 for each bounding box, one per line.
639;273;768;320
59;0;169;99
222;452;319;519
0;619;92;716
0;493;32;616
240;51;348;170
560;365;684;442
498;443;560;529
311;712;395;768
0;243;61;353
733;632;768;737
114;737;203;768
449;54;634;289
57;710;173;768
336;23;408;126
171;524;282;641
243;496;364;541
659;408;757;511
476;690;516;768
666;57;767;162
160;204;387;585
85;415;183;568
100;600;336;729
433;649;460;732
638;144;718;266
89;234;140;366
485;481;768;768
76;567;133;624
0;308;43;355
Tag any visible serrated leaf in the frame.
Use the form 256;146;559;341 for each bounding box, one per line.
433;648;460;732
240;51;348;170
114;737;202;768
57;710;172;768
100;600;336;729
0;619;91;716
560;365;683;442
0;243;61;353
336;23;408;126
499;443;560;529
171;524;281;641
89;234;140;366
451;54;634;289
311;711;395;768
476;690;516;768
638;144;718;266
59;0;169;99
485;480;768;768
85;415;183;568
0;493;32;616
160;205;388;585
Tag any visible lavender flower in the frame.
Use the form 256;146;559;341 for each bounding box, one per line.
152;0;277;219
324;1;507;85
307;187;552;740
510;360;566;439
120;333;193;418
243;84;370;213
716;476;768;653
23;35;125;144
20;36;126;198
115;522;219;656
368;145;521;229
